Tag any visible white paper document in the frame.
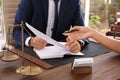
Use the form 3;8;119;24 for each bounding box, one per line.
26;22;68;50
34;45;83;59
25;22;84;59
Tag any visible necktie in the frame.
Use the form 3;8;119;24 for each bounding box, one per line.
52;0;59;38
54;0;59;26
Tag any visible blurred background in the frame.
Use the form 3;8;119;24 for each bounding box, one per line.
0;0;120;36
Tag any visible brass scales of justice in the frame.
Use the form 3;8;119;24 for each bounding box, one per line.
16;22;43;76
1;25;20;62
1;22;43;76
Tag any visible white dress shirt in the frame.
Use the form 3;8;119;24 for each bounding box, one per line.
46;0;61;37
25;0;61;46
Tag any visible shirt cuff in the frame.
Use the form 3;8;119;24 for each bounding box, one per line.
78;40;85;47
25;37;32;46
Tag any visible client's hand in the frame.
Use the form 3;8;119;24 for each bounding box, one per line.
29;36;47;50
66;36;81;53
64;26;94;40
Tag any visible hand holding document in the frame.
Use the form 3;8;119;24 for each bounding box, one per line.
26;22;68;50
30;37;47;50
25;23;84;59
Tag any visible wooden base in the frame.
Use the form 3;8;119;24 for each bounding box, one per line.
10;48;54;69
72;66;92;74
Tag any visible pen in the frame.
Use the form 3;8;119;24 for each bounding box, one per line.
63;26;79;35
65;25;79;33
64;29;79;33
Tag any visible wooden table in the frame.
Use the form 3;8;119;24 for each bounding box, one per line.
0;52;120;80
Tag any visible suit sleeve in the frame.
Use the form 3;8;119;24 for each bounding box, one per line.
13;0;33;48
72;0;84;26
72;0;89;46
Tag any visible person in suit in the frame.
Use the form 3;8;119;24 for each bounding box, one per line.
13;0;89;53
64;26;120;53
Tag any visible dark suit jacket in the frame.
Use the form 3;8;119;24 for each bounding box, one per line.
13;0;88;48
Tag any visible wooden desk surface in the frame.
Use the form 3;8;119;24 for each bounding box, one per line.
0;52;120;80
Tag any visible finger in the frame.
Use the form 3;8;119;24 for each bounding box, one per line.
63;33;70;36
70;26;73;31
67;34;82;40
32;37;47;49
32;37;40;44
67;36;74;43
33;42;46;50
70;26;80;31
34;45;44;50
70;42;81;53
70;47;81;53
34;37;47;45
66;36;74;46
69;41;79;50
63;27;80;36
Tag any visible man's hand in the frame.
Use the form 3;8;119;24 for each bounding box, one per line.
66;36;81;53
29;36;47;50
